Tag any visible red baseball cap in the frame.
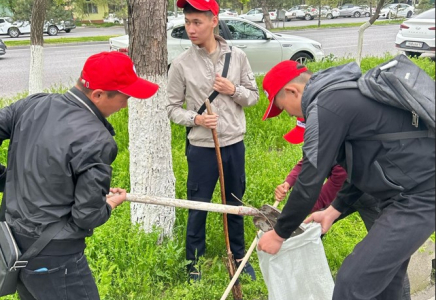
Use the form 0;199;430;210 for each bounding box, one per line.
80;52;159;99
283;118;305;144
177;0;219;16
262;60;307;121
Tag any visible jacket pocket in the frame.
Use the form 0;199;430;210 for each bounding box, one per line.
374;161;405;191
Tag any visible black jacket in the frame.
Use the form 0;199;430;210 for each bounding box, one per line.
0;87;117;245
275;64;435;238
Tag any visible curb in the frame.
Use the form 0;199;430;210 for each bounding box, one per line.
6;41;109;50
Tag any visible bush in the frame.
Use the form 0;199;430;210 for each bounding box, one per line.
0;56;434;300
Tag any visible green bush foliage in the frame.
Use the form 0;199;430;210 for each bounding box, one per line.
0;56;434;299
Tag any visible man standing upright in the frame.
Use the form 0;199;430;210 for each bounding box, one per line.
166;0;259;282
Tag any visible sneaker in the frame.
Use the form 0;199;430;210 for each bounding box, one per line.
235;260;256;281
187;262;201;283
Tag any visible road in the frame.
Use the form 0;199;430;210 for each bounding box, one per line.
0;22;426;98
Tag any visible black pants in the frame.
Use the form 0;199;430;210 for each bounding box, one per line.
17;252;100;300
186;141;246;261
333;187;435;300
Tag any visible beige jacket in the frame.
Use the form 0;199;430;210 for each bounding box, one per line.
166;36;259;148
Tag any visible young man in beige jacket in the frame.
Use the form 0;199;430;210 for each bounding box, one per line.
166;0;259;282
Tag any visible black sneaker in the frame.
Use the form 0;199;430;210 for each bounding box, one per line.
187;262;201;283
235;260;256;281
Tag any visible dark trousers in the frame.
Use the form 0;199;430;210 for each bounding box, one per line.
186;141;246;261
333;187;435;300
17;252;100;300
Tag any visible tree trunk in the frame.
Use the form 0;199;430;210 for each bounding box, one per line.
29;0;47;95
261;0;273;30
356;0;386;66
127;0;175;241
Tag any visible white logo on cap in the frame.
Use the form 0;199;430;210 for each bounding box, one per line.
297;120;306;129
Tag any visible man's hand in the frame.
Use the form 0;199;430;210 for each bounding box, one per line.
106;188;127;209
195;113;218;129
257;229;285;255
275;182;290;202
303;205;341;234
213;73;236;96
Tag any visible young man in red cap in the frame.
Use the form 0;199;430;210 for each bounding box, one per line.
166;0;259;282
257;60;434;300
0;51;159;300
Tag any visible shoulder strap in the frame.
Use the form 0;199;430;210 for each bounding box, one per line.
196;47;232;116
18;218;68;263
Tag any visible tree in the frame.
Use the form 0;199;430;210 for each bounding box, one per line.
28;0;47;95
356;0;386;65
260;0;273;29
127;0;176;240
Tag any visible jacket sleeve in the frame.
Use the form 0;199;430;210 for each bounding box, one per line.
69;137;116;230
231;54;259;107
312;164;348;212
274;106;349;239
331;181;364;213
166;62;198;127
285;159;303;187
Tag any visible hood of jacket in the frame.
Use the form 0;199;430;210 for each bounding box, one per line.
302;62;362;118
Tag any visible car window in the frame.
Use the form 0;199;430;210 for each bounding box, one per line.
225;20;266;40
415;9;435;19
0;19;4;24
171;24;224;40
247;9;255;15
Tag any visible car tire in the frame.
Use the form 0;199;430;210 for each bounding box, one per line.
285;17;290;21
8;27;20;38
405;51;421;58
353;11;361;18
406;11;412;18
114;20;120;24
290;52;313;65
65;29;71;33
304;14;312;21
326;13;333;19
365;12;370;17
47;25;58;36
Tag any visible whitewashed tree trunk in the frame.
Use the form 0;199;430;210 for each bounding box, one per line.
128;75;175;240
29;45;44;94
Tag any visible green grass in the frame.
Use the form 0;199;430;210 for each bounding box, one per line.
3;35;121;47
0;56;434;299
271;18;404;31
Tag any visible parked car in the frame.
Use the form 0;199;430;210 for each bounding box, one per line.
60;18;76;33
219;9;238;17
0;38;6;56
285;5;317;21
379;3;414;19
239;8;276;22
319;6;340;19
338;4;364;18
395;8;435;57
109;16;324;72
0;17;61;37
357;5;373;17
103;13;124;24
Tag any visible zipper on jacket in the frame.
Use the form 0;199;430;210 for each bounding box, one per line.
4;222;20;263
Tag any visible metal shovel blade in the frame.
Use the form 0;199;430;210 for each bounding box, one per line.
253;204;281;232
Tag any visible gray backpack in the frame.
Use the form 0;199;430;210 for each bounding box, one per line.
322;54;435;140
319;55;435;181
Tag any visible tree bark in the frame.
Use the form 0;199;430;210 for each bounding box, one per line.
29;0;47;95
127;0;175;241
356;0;386;66
261;0;273;30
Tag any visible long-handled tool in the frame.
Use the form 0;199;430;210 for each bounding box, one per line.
204;99;242;300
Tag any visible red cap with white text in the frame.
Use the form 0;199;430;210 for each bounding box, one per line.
177;0;220;16
283;118;305;144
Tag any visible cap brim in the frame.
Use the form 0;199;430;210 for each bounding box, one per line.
283;127;304;144
262;100;283;121
119;77;159;99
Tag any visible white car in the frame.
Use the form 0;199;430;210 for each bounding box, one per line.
285;6;317;21
395;8;435;57
0;17;61;38
239;8;276;22
379;4;414;19
219;9;238;17
109;16;324;73
103;13;124;24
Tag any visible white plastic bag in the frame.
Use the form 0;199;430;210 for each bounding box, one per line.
257;223;334;300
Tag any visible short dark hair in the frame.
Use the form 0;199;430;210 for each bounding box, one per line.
183;3;214;18
275;64;312;99
76;78;121;98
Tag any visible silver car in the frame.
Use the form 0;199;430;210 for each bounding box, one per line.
338;4;364;18
109;16;324;73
